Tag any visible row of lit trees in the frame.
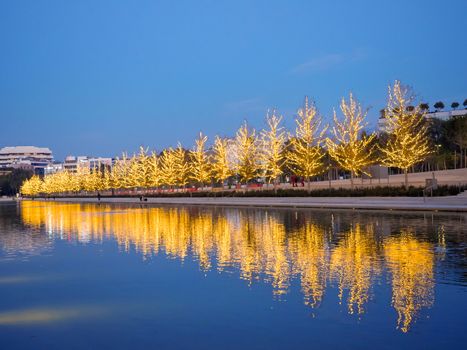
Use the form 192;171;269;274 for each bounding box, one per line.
21;80;432;196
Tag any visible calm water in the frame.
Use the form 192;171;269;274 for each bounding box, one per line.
0;201;466;349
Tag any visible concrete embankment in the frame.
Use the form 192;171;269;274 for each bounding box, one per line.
25;195;467;212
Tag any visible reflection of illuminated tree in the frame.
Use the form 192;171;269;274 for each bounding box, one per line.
384;229;434;333
289;222;329;307
20;201;441;333
330;224;381;315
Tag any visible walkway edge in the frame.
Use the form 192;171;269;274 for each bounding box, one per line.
21;197;467;213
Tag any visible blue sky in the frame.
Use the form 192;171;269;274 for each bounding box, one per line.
1;0;466;160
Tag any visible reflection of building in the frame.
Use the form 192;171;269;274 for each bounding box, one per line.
63;155;113;173
0;146;53;175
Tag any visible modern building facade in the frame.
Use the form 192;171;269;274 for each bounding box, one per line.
0;146;53;175
63;155;113;173
44;162;64;175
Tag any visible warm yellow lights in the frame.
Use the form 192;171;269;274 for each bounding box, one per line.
326;93;376;189
20;201;436;332
379;81;432;187
19;80;434;196
259;111;287;190
384;230;434;333
190;132;212;186
288;97;327;191
234;122;259;184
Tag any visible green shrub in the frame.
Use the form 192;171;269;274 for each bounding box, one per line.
27;184;466;199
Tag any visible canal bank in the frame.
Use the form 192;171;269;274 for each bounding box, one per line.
25;194;467;212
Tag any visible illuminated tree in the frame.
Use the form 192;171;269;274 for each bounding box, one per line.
147;151;162;188
20;178;32;196
211;136;232;185
65;171;80;193
133;146;151;188
42;174;57;195
259;110;287;190
190;132;212;187
102;166;113;191
112;155;129;190
173;143;190;188
288;97;327;191
21;175;43;197
234;122;259;184
90;164;106;192
379;81;432;188
160;148;178;188
326;93;376;189
81;166;101;192
75;166;88;192
54;171;71;194
125;154;141;189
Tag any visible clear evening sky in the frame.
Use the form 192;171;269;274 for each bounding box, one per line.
1;0;466;160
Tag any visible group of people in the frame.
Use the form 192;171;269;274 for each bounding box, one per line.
290;175;305;187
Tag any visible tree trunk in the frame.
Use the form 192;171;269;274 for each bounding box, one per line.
350;171;354;190
404;168;408;189
307;176;311;193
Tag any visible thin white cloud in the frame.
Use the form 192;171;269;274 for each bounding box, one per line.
290;49;367;74
224;97;264;114
291;53;344;74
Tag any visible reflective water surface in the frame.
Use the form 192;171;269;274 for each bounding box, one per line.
0;201;466;349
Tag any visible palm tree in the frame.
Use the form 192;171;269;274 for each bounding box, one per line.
463;99;467;109
451;102;459;110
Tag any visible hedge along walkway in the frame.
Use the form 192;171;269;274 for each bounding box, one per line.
27;195;467;212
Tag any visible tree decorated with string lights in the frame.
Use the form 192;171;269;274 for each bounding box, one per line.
234;122;259;184
211;136;232;186
125;153;143;189
190;132;212;187
174;144;191;189
379;81;431;188
102;166;113;191
112;154;129;190
259;110;287;190
287;97;327;191
326;93;376;189
147;151;162;188
135;146;152;188
160;147;178;189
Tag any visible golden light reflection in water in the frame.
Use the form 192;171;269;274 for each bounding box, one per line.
0;306;105;325
330;224;381;315
384;230;434;333
19;201;437;332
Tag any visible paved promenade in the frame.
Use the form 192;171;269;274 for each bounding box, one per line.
43;194;467;212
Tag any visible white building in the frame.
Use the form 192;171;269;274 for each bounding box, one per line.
377;109;467;133
63;155;113;173
0;146;53;174
425;109;467;121
44;162;64;175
